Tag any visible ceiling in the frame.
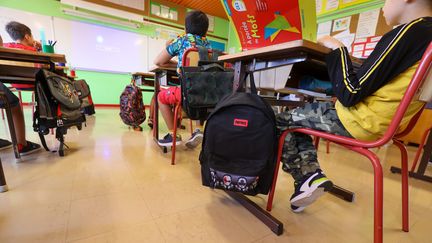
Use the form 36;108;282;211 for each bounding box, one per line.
165;0;228;19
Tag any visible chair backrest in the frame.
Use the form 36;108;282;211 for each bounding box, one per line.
374;42;432;146
182;47;225;67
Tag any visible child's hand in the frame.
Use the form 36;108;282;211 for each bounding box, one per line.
317;36;344;50
33;40;42;51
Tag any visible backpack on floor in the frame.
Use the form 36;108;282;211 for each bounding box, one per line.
199;74;278;195
33;69;86;156
74;79;95;116
180;46;234;120
119;80;146;128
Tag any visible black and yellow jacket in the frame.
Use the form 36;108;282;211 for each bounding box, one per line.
326;17;432;141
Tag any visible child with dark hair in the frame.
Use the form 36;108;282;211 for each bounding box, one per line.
4;21;41;91
153;10;211;148
0;33;41;155
5;21;41;51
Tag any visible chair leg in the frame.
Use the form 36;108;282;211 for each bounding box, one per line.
31;91;35;116
326;140;331;154
189;119;193;136
314;136;320;150
410;128;431;172
266;131;288;211
171;103;181;165
1;109;4;120
393;139;410;232
18;91;23;109
350;146;383;243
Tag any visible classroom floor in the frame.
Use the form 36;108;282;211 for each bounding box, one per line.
0;107;431;243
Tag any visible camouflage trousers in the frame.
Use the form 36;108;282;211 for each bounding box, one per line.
276;101;351;182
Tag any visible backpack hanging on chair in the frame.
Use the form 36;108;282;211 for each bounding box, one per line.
33;69;86;157
199;73;278;195
119;79;146;131
180;46;234;120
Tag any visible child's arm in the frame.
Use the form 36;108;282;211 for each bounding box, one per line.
153;38;181;68
154;48;177;68
321;19;431;107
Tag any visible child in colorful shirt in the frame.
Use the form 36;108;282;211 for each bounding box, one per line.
154;10;211;148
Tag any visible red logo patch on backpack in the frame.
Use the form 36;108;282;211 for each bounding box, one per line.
233;118;248;127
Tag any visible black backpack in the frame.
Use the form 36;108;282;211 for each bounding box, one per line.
199;74;278;195
180;46;234;120
34;69;86;156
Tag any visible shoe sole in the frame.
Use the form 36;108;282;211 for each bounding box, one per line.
291;180;333;208
185;134;203;149
291;205;306;213
0;144;13;151
19;146;42;156
158;141;181;147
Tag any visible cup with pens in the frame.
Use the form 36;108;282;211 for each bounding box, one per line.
42;40;57;53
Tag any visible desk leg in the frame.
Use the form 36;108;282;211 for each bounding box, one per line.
225;191;284;235
0;157;8;192
329;184;355;202
153;71;160;142
391;133;432;183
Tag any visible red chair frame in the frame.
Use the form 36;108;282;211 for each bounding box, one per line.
169;47;222;165
266;42;432;243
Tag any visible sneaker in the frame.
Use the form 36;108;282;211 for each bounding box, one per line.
0;139;12;151
158;133;181;146
291;204;306;213
18;141;42;156
290;170;333;209
185;129;203;149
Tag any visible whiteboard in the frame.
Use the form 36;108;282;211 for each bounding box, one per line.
147;36;167;67
0;6;54;44
53;17;148;73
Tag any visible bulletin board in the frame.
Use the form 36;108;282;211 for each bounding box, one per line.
317;5;392;58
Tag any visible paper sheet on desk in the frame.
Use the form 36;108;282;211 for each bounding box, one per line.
333;30;355;51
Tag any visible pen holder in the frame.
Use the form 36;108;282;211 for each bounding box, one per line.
42;44;54;53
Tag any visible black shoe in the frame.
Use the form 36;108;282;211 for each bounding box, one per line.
0;139;12;151
185;129;203;149
18;141;42;156
157;133;181;146
290;170;333;210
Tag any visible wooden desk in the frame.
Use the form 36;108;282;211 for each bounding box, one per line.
0;47;67;192
0;47;66;84
218;40;355;235
132;72;155;92
148;66;178;151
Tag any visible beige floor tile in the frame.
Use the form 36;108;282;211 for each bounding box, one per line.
0;201;69;243
68;220;165;243
66;191;153;242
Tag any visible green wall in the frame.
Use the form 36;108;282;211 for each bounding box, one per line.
0;0;230;105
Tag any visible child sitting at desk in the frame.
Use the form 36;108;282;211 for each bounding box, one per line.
4;21;41;91
0;34;41;155
154;10;211;148
277;0;432;212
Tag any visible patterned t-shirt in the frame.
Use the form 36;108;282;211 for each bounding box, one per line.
166;33;211;73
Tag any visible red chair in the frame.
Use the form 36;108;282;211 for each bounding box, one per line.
169;48;222;165
266;42;432;243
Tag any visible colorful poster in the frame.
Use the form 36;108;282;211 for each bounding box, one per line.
222;0;316;50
